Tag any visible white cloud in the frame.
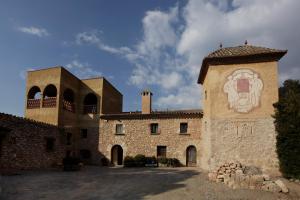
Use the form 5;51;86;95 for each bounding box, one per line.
75;0;300;110
17;26;49;37
66;60;102;79
76;30;134;55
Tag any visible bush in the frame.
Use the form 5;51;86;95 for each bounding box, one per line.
101;157;109;166
134;154;146;167
273;80;300;178
167;158;181;167
124;156;135;167
158;157;181;167
158;157;168;165
145;156;157;167
63;156;81;171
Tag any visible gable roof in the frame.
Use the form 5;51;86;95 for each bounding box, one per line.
198;45;287;84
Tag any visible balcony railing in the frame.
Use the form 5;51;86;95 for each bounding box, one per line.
63;100;75;113
42;97;57;108
83;105;97;114
27;99;40;109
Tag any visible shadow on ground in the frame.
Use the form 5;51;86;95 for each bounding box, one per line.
1;166;199;200
1;166;299;200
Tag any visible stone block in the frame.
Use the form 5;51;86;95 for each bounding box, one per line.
275;179;289;193
262;181;281;193
262;174;270;181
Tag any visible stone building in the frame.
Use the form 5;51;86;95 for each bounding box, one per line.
0;113;65;171
25;66;122;164
12;44;287;174
198;45;287;175
99;91;202;166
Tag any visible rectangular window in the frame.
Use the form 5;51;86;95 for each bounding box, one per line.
157;146;167;158
81;129;88;138
115;124;124;134
180;123;188;134
150;123;159;134
46;138;55;152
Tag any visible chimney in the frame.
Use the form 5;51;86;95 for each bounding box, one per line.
141;89;152;114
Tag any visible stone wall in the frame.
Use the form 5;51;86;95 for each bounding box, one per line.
208;118;279;174
99;115;202;166
0;113;65;171
201;61;280;175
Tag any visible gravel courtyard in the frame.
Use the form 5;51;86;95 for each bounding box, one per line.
1;166;299;200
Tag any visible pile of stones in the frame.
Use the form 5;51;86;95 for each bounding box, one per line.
208;161;289;193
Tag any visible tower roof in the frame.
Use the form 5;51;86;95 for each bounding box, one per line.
198;45;287;84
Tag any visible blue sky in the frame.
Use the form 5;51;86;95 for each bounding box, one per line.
0;0;300;116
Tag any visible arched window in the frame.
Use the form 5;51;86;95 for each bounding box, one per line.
27;86;41;109
63;89;75;112
83;93;97;114
43;84;57;99
43;84;57;107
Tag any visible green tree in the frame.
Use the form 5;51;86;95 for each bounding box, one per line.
273;79;300;178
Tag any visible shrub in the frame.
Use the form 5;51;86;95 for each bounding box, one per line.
145;156;157;167
134;154;146;167
63;156;81;171
273;80;300;178
168;158;181;167
124;156;135;167
101;157;109;166
158;157;168;165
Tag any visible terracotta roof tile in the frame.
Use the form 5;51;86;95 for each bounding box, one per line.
100;109;203;120
198;45;287;84
207;45;287;58
0;112;58;129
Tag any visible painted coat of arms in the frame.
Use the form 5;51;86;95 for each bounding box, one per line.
223;69;263;113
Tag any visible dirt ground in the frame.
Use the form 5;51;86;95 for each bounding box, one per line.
1;166;300;200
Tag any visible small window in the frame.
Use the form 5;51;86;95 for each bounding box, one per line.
157;146;166;158
180;123;188;134
66;132;72;145
46;138;55;152
150;123;159;134
116;124;123;134
81;129;88;138
205;90;207;100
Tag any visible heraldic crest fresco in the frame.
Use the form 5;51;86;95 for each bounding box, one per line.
223;69;263;113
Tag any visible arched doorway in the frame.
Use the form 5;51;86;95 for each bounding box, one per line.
111;145;123;165
186;146;197;167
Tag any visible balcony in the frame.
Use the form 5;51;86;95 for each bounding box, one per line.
83;105;97;114
63;100;75;113
42;97;57;108
27;99;40;109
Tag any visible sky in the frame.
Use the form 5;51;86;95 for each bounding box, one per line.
0;0;299;116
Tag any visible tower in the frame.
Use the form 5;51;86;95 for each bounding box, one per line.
198;44;287;174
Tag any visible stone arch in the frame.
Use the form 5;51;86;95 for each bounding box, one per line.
42;84;57;107
27;86;41;99
27;86;41;108
111;145;123;166
63;88;75;112
43;84;57;98
63;88;75;103
83;93;97;114
186;145;197;167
